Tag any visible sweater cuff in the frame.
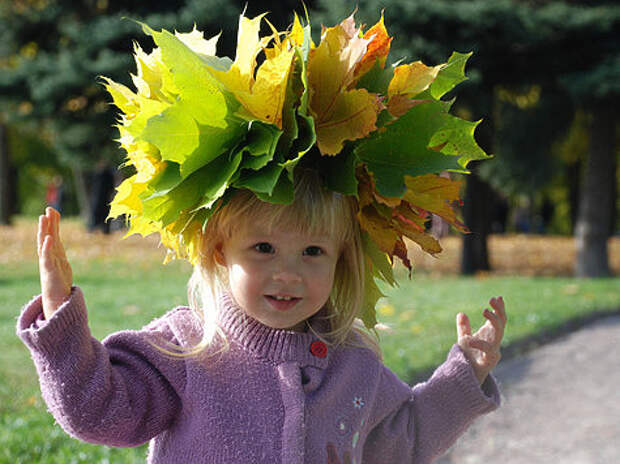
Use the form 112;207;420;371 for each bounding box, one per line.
16;286;90;355
444;344;501;412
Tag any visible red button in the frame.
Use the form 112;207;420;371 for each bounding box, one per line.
310;340;328;358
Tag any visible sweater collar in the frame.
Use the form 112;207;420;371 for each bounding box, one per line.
217;292;331;368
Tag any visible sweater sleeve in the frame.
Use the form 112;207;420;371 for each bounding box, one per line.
16;287;186;448
363;344;500;463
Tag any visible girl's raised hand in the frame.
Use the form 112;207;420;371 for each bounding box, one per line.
38;207;73;319
456;297;507;385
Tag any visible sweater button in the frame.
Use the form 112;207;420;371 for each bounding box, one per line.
310;340;328;358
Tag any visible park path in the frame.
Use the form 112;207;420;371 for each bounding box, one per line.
437;314;620;464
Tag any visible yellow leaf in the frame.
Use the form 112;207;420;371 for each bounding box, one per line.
239;45;296;128
308;15;382;154
108;175;147;218
289;12;305;47
101;78;139;116
175;25;220;58
210;12;294;127
398;223;442;256
233;13;267;85
308;16;371;120
387;61;442;104
125;215;158;238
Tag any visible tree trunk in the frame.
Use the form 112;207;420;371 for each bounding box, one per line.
0;122;12;225
461;166;492;274
566;159;581;234
575;104;616;277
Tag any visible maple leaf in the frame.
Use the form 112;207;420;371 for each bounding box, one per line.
209;13;297;128
353;12;393;83
403;174;467;232
386;61;442;117
307;14;382;155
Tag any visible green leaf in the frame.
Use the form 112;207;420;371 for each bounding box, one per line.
141;166;207;226
255;171;294;204
141;24;231;126
125;96;169;138
193;150;244;209
319;147;359;196
289;113;316;157
428;115;491;168
236;121;283;172
430;51;472;100
146;162;182;198
354;100;463;197
356;59;394;94
141;104;199;165
180;120;246;178
360;259;383;329
140;151;243;226
233;161;284;194
246;121;283;157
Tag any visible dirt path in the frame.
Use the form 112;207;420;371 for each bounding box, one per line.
437;314;620;464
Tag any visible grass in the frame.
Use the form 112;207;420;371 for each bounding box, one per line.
1;218;619;462
1;260;192;464
377;270;620;380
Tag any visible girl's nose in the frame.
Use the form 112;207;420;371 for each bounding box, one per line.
272;259;302;283
272;269;302;283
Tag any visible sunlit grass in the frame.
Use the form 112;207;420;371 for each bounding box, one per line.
377;271;620;380
1;217;619;462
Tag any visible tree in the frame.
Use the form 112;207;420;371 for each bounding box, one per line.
315;0;619;274
561;35;619;276
1;0;311;222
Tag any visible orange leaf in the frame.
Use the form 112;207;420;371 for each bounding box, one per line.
315;89;382;155
357;205;400;255
403;174;467;232
386;96;430;118
399;225;443;256
354;12;393;81
393;238;412;272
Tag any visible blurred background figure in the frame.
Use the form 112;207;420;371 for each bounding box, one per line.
45;175;64;214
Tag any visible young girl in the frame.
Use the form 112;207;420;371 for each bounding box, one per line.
18;169;506;464
18;11;507;463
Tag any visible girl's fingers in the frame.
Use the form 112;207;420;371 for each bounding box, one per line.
456;313;471;339
37;215;47;256
40;234;55;271
483;308;504;341
490;296;507;324
47;207;59;241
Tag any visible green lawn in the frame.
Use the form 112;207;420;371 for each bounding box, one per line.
1;259;619;463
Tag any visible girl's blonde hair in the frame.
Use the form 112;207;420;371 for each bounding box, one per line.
181;168;380;357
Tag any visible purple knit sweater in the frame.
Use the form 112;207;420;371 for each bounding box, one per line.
17;287;500;463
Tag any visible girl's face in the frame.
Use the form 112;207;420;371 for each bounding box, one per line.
218;224;341;331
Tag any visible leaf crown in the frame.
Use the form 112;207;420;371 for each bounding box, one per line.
103;10;491;328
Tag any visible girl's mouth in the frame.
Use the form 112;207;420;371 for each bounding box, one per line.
265;295;301;311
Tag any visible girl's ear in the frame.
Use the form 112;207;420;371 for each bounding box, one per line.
214;243;226;266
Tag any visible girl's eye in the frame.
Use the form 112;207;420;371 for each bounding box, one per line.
303;246;323;257
254;242;274;254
